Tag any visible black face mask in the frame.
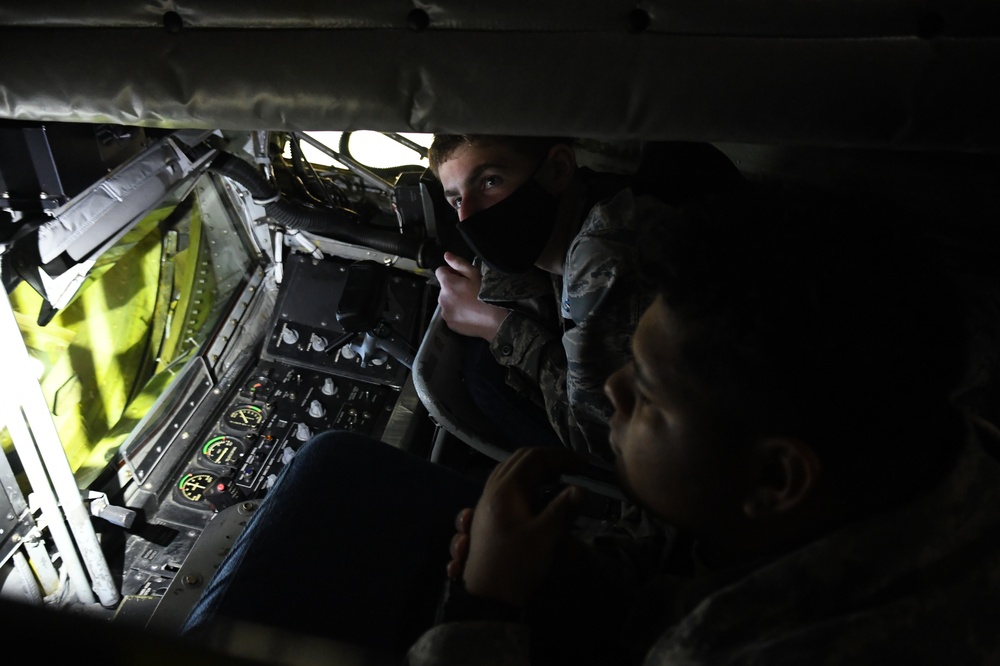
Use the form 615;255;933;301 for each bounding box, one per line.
456;177;559;274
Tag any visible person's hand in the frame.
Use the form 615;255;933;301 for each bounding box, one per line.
435;252;509;341
460;447;588;607
446;507;475;580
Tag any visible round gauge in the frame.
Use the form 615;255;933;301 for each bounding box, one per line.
244;376;274;400
225;404;266;431
201;435;246;466
177;472;215;503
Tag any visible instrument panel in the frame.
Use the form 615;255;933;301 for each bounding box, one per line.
170;359;397;512
162;254;426;517
120;253;430;601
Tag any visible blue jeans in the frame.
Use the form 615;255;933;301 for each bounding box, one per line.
181;431;482;654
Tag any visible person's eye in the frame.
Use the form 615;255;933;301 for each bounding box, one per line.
628;361;649;407
451;196;462;210
634;389;650;408
483;175;501;190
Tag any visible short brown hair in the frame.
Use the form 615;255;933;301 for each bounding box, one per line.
427;134;574;175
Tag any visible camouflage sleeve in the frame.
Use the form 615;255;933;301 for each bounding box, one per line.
484;284;593;452
489;309;571;440
486;190;667;459
559;191;656;460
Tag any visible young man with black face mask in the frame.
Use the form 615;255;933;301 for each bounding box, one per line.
430;135;672;462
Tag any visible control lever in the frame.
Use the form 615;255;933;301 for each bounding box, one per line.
335;261;415;369
83;490;137;529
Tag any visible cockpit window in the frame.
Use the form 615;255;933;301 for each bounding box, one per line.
291;131;430;170
3;174;255;486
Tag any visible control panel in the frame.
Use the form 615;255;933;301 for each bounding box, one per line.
120;253;430;600
172;359;397;512
264;253;422;388
164;254;426;518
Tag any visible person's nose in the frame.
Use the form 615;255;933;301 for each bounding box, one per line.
604;364;634;417
457;194;484;222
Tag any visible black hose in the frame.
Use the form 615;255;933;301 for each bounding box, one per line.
207;151;278;201
207;152;431;263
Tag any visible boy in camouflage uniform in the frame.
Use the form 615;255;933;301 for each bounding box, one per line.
431;135;669;462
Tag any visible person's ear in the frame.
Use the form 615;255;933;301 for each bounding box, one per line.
743;437;821;519
540;143;577;193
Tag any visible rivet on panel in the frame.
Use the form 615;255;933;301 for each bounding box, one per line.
627;8;651;34
163;11;184;34
408;8;431;32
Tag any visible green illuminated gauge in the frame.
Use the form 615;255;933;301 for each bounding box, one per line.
225;404;266;431
201;435;246;466
177;472;215;503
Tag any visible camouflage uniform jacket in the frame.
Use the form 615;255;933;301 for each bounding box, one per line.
480;174;669;460
407;415;1000;665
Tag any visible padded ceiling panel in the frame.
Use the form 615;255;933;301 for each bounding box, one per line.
1;1;998;151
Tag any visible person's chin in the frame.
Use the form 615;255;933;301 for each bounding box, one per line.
610;455;630;493
613;470;647;511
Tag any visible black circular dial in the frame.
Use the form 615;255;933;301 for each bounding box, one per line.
244;376;274;400
225;404;266;431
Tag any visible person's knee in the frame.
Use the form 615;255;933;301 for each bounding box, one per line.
293;431;383;468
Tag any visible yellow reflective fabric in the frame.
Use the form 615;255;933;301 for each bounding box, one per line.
2;201;202;486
